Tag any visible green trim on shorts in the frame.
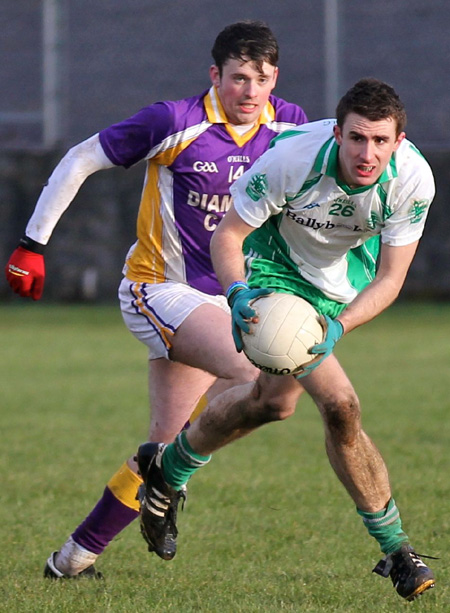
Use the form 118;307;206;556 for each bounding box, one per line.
243;216;379;317
244;220;345;317
244;252;346;318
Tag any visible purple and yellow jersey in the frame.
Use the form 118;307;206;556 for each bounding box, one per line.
99;86;307;295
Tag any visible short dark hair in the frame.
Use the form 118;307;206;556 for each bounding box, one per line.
211;20;279;75
336;78;407;136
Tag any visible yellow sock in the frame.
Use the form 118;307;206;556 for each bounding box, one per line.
188;394;208;424
107;462;143;512
106;396;207;511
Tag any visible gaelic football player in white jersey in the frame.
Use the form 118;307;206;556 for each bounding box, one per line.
139;79;437;601
5;21;308;576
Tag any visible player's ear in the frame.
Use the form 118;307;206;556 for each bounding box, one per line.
393;131;406;151
333;124;343;145
210;65;220;87
271;66;279;88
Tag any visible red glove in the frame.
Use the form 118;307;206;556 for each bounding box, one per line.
5;245;45;300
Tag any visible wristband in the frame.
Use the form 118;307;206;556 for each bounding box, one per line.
19;235;46;255
225;281;249;306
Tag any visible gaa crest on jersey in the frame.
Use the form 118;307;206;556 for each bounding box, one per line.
246;173;268;201
409;199;428;224
193;161;219;173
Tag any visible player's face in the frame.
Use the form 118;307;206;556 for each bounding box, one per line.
334;113;406;188
210;58;278;125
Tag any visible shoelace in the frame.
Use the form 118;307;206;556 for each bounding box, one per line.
373;550;439;578
165;488;187;537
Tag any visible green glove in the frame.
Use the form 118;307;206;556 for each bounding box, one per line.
296;315;344;379
226;282;272;352
309;315;344;360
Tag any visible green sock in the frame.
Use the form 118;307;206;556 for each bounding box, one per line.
161;431;211;490
357;498;409;555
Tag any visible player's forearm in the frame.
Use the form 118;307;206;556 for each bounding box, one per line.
210;206;255;292
26;134;115;244
210;227;247;292
337;275;402;334
337;241;418;334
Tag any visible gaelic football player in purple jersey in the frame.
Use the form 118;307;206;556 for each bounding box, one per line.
5;21;307;577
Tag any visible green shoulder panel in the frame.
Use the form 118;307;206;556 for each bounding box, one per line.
346;236;380;292
269;129;309;148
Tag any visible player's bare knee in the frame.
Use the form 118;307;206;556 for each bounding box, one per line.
320;392;361;444
251;377;296;423
229;360;259;385
265;397;295;421
244;398;294;427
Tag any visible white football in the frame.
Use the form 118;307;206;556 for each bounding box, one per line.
242;293;324;376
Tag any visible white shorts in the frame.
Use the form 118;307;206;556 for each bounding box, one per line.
118;278;229;359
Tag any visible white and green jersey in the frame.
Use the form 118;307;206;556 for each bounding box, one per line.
230;119;435;304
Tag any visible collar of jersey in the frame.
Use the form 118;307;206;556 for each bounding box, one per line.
204;86;275;146
313;136;399;195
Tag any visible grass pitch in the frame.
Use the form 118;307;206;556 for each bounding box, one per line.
0;301;449;612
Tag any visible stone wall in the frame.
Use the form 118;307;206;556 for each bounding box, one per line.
1;149;449;303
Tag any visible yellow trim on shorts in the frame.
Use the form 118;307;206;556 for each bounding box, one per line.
131;282;175;349
107;462;143;512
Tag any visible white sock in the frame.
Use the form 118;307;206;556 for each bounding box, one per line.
54;536;98;576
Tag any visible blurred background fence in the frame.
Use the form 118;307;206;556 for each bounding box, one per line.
1;0;449;301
